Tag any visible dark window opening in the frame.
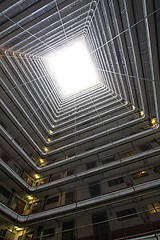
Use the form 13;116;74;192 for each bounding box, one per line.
102;156;115;164
89;182;101;197
46;196;59;205
65;192;74;204
139;143;151;152
116;208;137;221
67;169;75;176
0;185;11;198
92;212;112;240
43;228;55;239
108;177;124;187
62;220;75;240
86;161;97;170
12;164;22;175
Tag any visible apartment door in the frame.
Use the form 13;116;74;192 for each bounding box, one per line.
92;212;112;240
62;220;75;240
15;198;25;215
65;191;74;204
89;182;101;197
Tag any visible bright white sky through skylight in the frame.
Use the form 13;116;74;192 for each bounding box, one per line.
45;40;100;96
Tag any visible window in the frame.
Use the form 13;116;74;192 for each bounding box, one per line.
15;198;25;215
85;146;94;151
67;153;75;158
92;212;112;240
102;156;115;165
1;152;10;163
131;170;148;179
89;182;101;197
31;201;41;214
62;220;75;240
50;174;61;181
0;121;7;130
116;208;137;221
153;165;160;173
65;192;74;204
86;161;97;170
147;202;160;214
12;164;22;175
67;169;75;176
119;151;134;159
0;185;11;198
139;143;151;152
46;196;59;205
43;228;55;239
108;177;124;187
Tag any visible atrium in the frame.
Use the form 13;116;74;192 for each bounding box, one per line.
0;0;160;240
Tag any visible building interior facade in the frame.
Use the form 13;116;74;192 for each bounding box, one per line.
0;0;160;239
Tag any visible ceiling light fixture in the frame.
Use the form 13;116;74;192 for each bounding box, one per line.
44;147;48;152
15;227;23;231
34;174;40;179
151;118;157;128
39;158;44;163
27;196;33;200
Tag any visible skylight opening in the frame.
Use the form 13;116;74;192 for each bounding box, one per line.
44;39;100;97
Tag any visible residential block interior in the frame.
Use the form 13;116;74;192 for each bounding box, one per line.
0;0;160;239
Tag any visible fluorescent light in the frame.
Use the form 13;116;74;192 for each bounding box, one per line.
44;40;100;96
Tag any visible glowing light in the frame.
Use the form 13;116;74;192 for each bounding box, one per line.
132;105;135;110
47;138;51;142
140;111;144;116
52;124;55;128
151;118;156;124
35;174;40;179
16;228;20;231
44;147;48;152
15;227;23;231
44;40;100;96
27;196;33;200
49;130;53;134
151;118;157;128
39;158;44;163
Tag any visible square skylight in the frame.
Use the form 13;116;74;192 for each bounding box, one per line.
44;39;100;97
